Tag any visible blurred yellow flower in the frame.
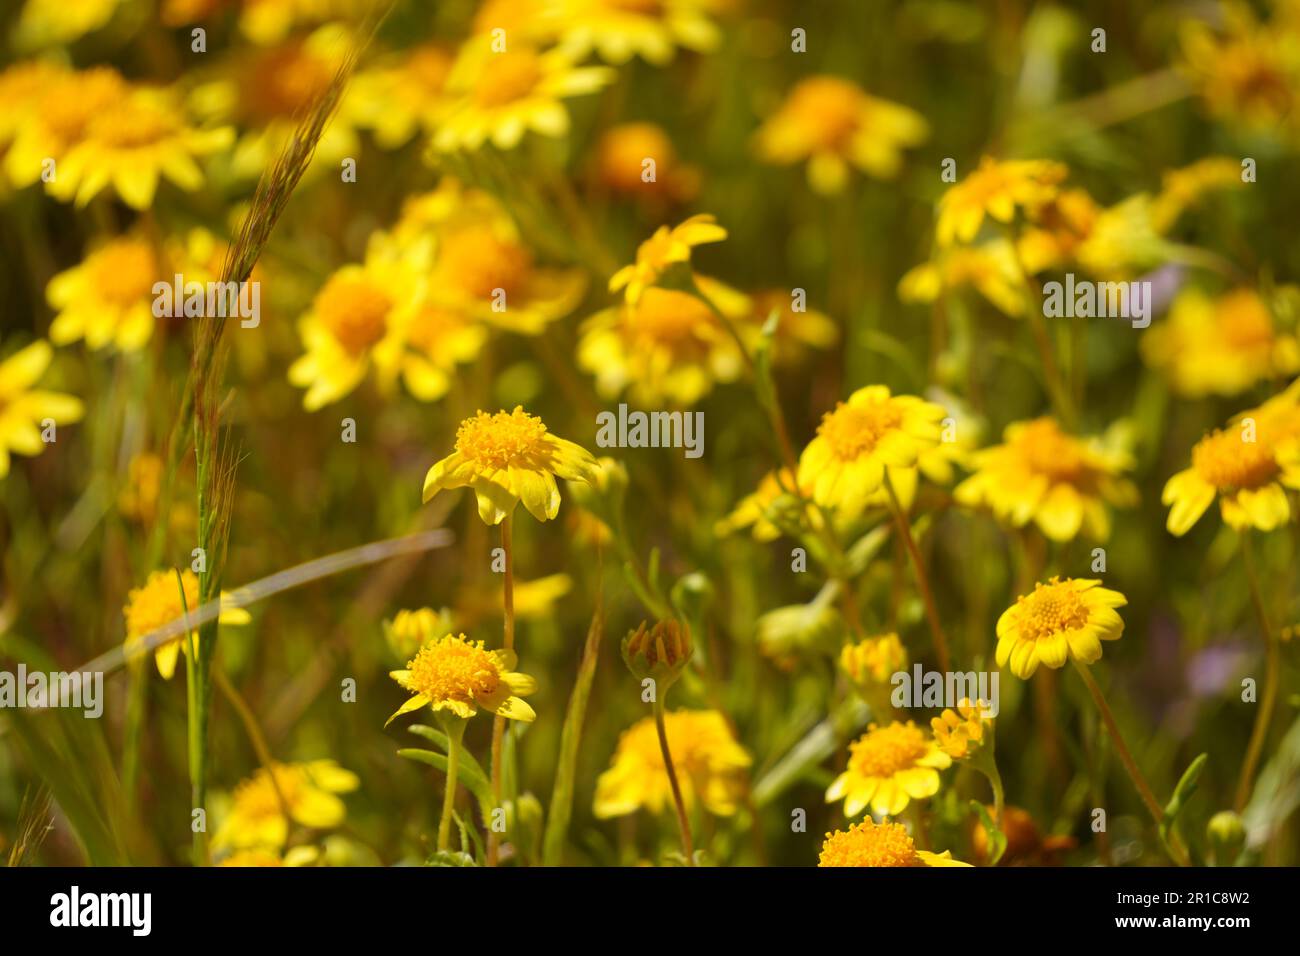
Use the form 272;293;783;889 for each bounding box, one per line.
216;846;320;867
1150;157;1246;232
899;239;1026;316
239;0;368;45
1014;188;1101;274
433;38;613;152
46;236;160;353
954;417;1137;542
122;569;252;679
1180;5;1300;134
1143;288;1298;398
840;632;907;688
594;122;699;201
755;75;928;194
287;246;422;410
50;88;232;210
594;709;751;818
0;60;70;159
797;385;946;518
553;0;719;65
818;819;971;867
213;760;359;851
422;406;600;525
741;289;839;365
351;44;454;149
827;721;950;817
386;633;536;725
608;213;728;304
995;577;1126;679
1163;389;1300;535
397;303;489;403
0;340;83;480
4;66;128;191
931;698;991;759
578;277;750;406
936;156;1067;246
13;0;122;48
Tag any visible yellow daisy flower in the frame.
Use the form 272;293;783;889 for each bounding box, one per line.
1163;392;1300;536
3;66;128;190
1014;187;1101;275
213;760;359;851
898;239;1027;317
1142;288;1298;398
422;407;601;525
594;709;751;819
577;276;750;406
818;819;971;867
0;60;71;159
715;468;817;541
46;236;160;353
397;303;489;403
552;0;719;65
840;632;908;688
931;698;991;759
827;721;951;817
796;385;947;518
432;37;612;152
49;88;232;210
755;75;928;194
287;246;423;411
995;577;1126;679
350;44;454;149
936;156;1068;247
0;340;83;480
122;569;253;680
386;633;537;725
593;122;700;202
608;213;727;305
954;417;1137;542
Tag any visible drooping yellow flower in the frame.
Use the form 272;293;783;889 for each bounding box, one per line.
386;633;536;725
936;156;1068;246
46;237;160;353
49;88;232;210
827;721;951;817
715;468;817;541
954;417;1137;542
593;122;700;201
1142;288;1298;398
432;38;613;152
287;246;422;410
213;760;359;851
818;819;971;867
755;75;928;194
0;340;83;480
423;407;600;525
551;0;719;65
594;709;751;819
13;0;123;48
350;44;454;149
898;239;1027;316
122;569;253;679
995;577;1126;679
608;214;728;305
797;385;947;518
931;698;991;759
3;66;128;190
840;632;908;688
577;277;750;406
1163;388;1300;535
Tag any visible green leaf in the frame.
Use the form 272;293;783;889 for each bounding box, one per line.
397;748;493;819
407;724;489;783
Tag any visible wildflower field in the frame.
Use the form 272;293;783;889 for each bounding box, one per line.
1;0;1298;881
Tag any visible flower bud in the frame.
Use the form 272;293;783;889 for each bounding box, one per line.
1206;810;1245;866
621;619;693;687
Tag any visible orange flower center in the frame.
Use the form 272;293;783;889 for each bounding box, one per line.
314;273;393;354
819;820;922;868
88;240;158;308
454;407;550;470
1013;578;1090;642
818;399;904;461
41;69;127;145
787;77;863;148
473;50;543;107
1015;418;1090;484
407;305;469;355
435;225;531;300
848;722;929;777
1192;428;1279;490
1219;292;1274;350
629;288;714;346
89;102;176;149
245;46;335;122
406;636;501;704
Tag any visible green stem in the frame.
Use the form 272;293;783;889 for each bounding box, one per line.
884;474;951;673
438;718;466;853
653;696;695;864
487;513;514;867
1235;532;1279;811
